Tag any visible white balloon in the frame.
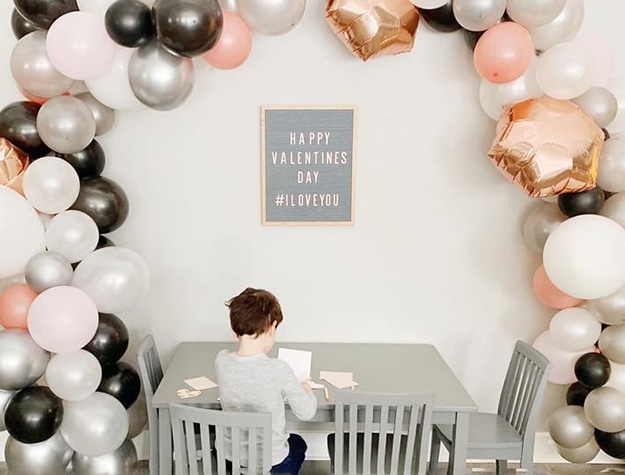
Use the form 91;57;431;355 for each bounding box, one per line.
76;0;117;16
597;135;625;193
410;0;448;9
584;386;625;433
0;187;46;279
46;350;102;401
601;193;625;229
549;307;602;352
23;157;80;214
607;362;625;393
529;0;584;51
506;0;566;28
46;210;99;264
556;437;600;463
536;42;595;100
600;327;625;365
543;215;625;299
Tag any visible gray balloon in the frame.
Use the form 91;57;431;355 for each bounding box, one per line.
25;251;74;293
452;0;506;31
522;202;566;254
72;439;137;475
506;0;566;27
10;30;74;99
128;41;194;111
572;87;618;128
588;285;625;325
127;394;148;439
0;389;16;431
36;96;97;154
75;92;117;136
0;329;50;390
584;386;625;433
556;437;599;463
5;432;73;475
599;324;625;364
547;405;594;449
238;0;305;35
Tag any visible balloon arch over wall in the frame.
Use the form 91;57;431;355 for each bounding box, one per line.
0;0;625;471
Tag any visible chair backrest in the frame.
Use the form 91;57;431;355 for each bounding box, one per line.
497;340;552;467
137;334;164;475
169;403;272;475
333;391;434;475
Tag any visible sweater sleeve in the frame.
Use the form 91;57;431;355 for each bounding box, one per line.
276;361;317;421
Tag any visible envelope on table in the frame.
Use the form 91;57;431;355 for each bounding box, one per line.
319;371;358;389
184;376;218;390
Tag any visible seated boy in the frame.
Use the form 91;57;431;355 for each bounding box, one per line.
215;287;317;474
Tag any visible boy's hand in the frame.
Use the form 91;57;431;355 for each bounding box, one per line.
301;379;312;393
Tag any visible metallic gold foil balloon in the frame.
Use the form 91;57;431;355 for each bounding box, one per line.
488;96;604;197
326;0;419;61
0;138;29;194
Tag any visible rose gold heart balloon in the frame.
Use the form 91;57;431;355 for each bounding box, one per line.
0;138;29;195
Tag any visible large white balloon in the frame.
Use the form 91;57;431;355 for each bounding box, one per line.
543;215;625;299
46;210;99;264
506;0;566;28
529;0;584;51
46;350;102;401
549;307;602;352
23;156;80;214
536;42;595;100
0;187;46;279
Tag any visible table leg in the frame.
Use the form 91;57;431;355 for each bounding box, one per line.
449;411;469;475
158;407;172;475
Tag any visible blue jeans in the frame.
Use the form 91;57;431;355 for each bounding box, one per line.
271;434;307;474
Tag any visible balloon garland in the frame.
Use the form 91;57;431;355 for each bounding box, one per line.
0;0;623;471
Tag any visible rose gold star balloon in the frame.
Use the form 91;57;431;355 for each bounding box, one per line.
0;138;29;195
488;96;604;198
326;0;420;61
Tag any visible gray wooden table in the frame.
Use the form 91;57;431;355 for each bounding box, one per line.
152;342;476;475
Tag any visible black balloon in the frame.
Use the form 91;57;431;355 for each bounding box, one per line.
84;313;129;366
59;140;106;179
98;362;141;408
4;386;63;444
419;2;461;33
462;29;483;51
566;381;591;406
558;187;605;217
0;101;50;158
96;235;116;250
575;352;610;389
603;128;611;141
595;429;625;459
14;0;78;28
70;176;130;233
105;0;155;48
11;9;41;39
153;0;223;57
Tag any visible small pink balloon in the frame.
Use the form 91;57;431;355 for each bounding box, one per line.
474;22;534;84
202;11;252;70
533;264;584;309
27;285;98;353
533;331;592;385
46;12;116;80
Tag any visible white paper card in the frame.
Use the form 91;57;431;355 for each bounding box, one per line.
319;371;358;389
184;376;218;390
278;348;312;382
309;381;325;390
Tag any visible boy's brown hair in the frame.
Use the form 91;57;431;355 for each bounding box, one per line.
226;287;283;337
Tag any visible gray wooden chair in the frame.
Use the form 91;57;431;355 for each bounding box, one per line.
169;403;272;475
428;340;551;475
327;391;434;475
137;334;164;475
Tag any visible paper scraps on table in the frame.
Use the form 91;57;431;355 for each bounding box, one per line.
177;388;202;399
319;371;358;389
184;376;218;390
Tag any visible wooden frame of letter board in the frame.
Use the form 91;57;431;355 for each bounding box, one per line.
261;105;357;226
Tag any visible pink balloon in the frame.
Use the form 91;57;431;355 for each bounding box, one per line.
0;284;38;330
202;11;252;70
533;264;584;309
27;286;98;353
46;12;116;80
533;331;592;385
474;22;534;84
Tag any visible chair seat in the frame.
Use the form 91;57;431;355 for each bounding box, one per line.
435;413;522;451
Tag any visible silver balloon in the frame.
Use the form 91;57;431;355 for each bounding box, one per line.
25;251;73;293
601;193;625;229
36;96;97;154
5;432;73;475
547;405;594;449
10;30;74;99
75;92;116;136
0;389;16;431
0;329;50;390
522;201;566;254
72;439;137;475
506;0;566;28
556;437;600;463
588;285;625;325
452;0;506;31
237;0;306;35
599;325;625;364
584;386;625;433
529;0;584;51
128;41;194;111
127;394;148;439
597;135;625;193
46;210;100;264
218;0;238;11
572;87;618;128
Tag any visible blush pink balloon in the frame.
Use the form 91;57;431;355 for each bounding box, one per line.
533;264;584;309
27;285;98;353
474;22;534;84
202;11;252;70
0;284;38;330
46;12;116;80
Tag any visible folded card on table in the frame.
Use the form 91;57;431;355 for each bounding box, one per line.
319;371;358;389
184;376;218;390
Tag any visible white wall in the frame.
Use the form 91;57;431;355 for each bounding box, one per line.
1;0;625;464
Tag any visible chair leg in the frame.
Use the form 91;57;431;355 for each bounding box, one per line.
428;430;441;475
495;459;507;475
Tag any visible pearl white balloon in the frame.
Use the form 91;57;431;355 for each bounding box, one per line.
572;87;618;128
36;96;97;154
238;0;306;35
46;210;99;264
506;0;566;28
537;42;595;100
410;0;448;9
600;326;625;365
549;307;602;352
46;350;102;401
23;156;80;214
601;193;625;229
556;437;600;463
529;0;584;51
548;405;594;449
584;386;625;433
597;135;625;193
543;215;625;299
452;0;506;32
588;285;625;325
607;362;625;393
